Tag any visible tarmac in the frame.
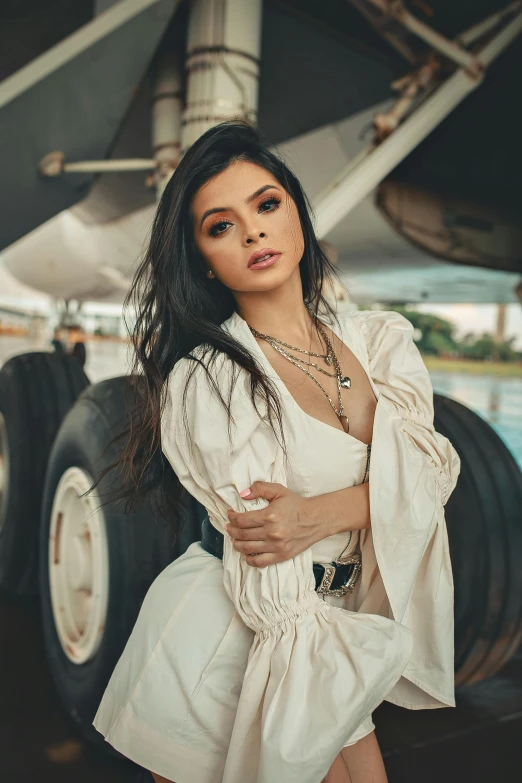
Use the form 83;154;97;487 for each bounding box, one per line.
2;589;522;783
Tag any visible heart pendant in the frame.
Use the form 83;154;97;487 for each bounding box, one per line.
340;415;350;433
340;376;351;389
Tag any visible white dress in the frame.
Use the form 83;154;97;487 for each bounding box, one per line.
93;309;461;783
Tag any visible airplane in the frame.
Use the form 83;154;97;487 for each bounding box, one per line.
0;0;521;749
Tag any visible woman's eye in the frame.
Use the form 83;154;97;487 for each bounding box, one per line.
209;220;232;237
259;197;281;213
208;197;280;237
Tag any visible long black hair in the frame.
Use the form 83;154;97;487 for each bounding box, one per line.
90;118;343;540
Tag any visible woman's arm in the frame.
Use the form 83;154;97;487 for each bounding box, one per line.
306;481;370;535
226;480;370;567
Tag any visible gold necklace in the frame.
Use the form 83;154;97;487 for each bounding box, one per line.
248;314;352;433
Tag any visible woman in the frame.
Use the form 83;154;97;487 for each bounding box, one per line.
92;119;461;783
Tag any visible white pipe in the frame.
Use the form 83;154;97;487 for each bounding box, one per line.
63;159;156;172
457;1;521;47
347;0;417;63
314;9;522;239
152;52;182;198
180;0;262;154
366;0;480;72
398;10;479;72
315;72;477;237
476;8;522;64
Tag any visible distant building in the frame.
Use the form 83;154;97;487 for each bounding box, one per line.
0;305;48;338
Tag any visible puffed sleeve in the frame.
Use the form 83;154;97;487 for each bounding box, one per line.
161;346;413;783
353;310;461;708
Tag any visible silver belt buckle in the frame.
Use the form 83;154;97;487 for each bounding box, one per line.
316;553;362;597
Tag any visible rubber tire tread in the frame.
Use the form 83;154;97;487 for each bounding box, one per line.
0;352;89;595
434;393;522;685
39;375;202;751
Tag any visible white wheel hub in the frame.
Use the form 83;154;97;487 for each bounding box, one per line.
49;466;109;664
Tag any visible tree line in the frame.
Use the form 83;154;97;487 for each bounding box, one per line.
392;307;521;363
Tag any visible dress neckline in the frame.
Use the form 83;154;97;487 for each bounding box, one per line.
224;309;379;449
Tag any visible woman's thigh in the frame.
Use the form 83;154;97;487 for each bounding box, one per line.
148;756;349;783
324;751;352;782
341;731;388;783
148;733;376;783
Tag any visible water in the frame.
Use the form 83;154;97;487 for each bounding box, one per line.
429;371;522;471
1;335;521;471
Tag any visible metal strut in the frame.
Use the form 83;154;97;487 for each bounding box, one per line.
314;2;522;238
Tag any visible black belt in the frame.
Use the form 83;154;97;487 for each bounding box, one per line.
200;515;361;597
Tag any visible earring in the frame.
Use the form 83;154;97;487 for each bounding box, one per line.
207;269;215;278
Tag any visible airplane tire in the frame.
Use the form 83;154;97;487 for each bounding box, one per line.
434;393;522;685
39;375;203;747
0;352;90;595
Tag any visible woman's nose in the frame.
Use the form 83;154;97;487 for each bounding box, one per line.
245;229;266;244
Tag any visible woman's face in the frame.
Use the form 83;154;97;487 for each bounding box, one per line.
191;159;304;293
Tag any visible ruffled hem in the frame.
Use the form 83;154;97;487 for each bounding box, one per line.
222;603;413;782
255;594;327;637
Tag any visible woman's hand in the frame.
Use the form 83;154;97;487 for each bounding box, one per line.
225;481;319;568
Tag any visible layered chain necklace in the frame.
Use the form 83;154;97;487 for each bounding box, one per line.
247;307;352;434
246;307;362;569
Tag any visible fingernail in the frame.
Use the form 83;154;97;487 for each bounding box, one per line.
239;488;251;498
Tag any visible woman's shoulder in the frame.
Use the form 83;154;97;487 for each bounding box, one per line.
170;308;245;383
339;308;414;360
344;307;413;337
163;343;274;453
170;341;234;379
167;343;252;416
342;308;433;417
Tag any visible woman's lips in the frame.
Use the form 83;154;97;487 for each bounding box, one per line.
248;252;281;270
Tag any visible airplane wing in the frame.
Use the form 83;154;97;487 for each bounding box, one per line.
1;0;520;305
0;0;179;251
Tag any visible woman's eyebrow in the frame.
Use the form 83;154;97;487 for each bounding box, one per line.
199;184;281;229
